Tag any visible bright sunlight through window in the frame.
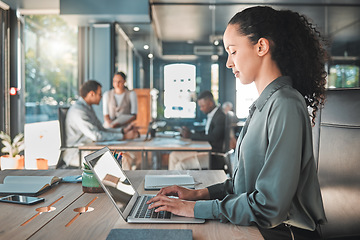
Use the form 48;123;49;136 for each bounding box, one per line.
164;64;196;118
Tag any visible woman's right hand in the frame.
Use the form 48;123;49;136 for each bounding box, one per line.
156;185;210;201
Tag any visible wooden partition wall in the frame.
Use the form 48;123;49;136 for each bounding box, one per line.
133;89;151;135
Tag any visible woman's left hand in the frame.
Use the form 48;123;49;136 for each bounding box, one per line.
147;195;196;218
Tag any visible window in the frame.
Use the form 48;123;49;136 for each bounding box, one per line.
236;80;258;119
328;65;359;88
211;63;219;103
24;15;78;123
0;7;10;131
164;64;196;118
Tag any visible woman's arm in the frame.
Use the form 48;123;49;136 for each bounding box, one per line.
104;114;112;127
155;185;210;201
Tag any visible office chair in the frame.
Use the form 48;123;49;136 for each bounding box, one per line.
56;107;80;168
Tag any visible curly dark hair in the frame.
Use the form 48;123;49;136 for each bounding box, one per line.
228;6;328;125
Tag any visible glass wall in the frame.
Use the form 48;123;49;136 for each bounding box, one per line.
0;7;9;132
164;63;196;118
236;81;258;119
115;24;136;90
211;63;219;104
24;15;78;123
328;65;359;88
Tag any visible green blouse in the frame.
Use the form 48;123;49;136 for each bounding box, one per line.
194;76;327;230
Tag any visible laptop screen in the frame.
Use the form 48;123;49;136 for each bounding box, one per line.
86;149;136;213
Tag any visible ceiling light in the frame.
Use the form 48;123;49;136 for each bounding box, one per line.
211;55;219;61
214;40;219;46
148;53;153;59
143;45;149;50
133;26;140;32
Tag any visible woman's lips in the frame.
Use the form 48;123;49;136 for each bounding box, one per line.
234;71;240;78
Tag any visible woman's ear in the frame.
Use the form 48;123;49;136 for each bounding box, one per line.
256;38;270;56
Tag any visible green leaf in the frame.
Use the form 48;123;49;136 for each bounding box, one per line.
13;133;24;144
0;132;25;157
1;146;10;154
0;131;11;143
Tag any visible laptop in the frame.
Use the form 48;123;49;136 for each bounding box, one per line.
84;147;205;224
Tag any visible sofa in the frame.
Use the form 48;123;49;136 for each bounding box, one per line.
312;88;360;239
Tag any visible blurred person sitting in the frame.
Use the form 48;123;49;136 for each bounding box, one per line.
222;101;239;124
222;101;239;150
63;80;139;167
168;91;226;170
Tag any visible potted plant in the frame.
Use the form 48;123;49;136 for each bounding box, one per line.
0;131;25;170
82;163;103;193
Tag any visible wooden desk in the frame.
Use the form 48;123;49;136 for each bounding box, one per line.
79;136;212;169
0;169;263;240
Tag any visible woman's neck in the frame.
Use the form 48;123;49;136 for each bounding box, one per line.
254;57;282;95
114;88;125;94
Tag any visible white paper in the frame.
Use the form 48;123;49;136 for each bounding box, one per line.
111;114;134;126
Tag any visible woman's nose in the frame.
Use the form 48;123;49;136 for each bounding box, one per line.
226;56;234;69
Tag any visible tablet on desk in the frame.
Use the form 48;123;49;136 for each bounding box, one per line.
144;175;195;190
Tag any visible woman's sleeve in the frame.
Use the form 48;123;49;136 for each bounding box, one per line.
129;91;138;114
194;178;234;219
194;98;306;228
102;91;109;115
70;107;123;142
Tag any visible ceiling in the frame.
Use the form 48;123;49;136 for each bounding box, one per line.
148;0;360;59
3;0;360;59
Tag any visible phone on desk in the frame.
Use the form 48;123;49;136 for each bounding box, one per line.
0;195;45;205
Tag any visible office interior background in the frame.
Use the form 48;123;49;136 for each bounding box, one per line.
0;0;359;167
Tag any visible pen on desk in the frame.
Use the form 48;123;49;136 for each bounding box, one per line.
117;152;123;161
117;152;123;166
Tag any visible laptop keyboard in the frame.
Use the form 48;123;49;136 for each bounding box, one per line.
134;196;171;219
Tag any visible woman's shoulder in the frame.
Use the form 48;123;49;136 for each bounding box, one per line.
103;89;113;94
273;85;304;103
103;89;113;97
128;90;137;96
267;86;308;118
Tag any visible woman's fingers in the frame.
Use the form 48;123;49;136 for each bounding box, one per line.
147;195;195;218
157;185;181;196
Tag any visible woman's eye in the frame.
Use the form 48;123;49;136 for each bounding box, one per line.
231;51;236;55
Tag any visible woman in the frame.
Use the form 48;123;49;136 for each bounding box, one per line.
148;6;327;240
103;72;138;128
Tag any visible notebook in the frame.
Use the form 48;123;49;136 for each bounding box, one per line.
84;147;205;224
0;176;61;196
106;229;193;240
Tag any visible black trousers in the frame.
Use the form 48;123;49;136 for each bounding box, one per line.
258;224;321;240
